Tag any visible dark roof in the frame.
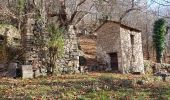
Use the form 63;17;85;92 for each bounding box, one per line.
95;20;141;33
120;24;141;32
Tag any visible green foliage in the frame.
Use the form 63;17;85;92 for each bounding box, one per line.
47;24;65;57
17;0;26;13
153;18;167;63
47;24;65;75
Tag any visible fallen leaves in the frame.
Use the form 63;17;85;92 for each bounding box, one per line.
0;73;170;99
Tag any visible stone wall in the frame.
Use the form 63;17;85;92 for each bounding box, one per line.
97;22;120;70
57;25;80;74
24;18;37;64
120;27;144;73
97;22;144;73
21;1;80;75
0;25;21;46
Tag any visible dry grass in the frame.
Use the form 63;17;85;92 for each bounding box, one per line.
0;73;170;99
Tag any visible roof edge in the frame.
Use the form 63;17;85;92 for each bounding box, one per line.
95;20;142;33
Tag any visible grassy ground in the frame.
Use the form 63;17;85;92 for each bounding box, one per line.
0;73;170;99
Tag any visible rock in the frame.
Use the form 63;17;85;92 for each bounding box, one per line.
22;65;33;79
68;61;74;67
154;71;170;81
154;71;170;77
7;63;17;78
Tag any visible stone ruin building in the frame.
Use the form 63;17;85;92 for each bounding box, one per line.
0;0;80;78
0;0;148;78
96;21;145;74
20;19;80;78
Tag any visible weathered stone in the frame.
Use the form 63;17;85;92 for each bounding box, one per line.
34;68;47;77
7;63;17;78
22;65;33;79
97;21;144;74
61;25;80;74
24;18;38;64
68;61;74;67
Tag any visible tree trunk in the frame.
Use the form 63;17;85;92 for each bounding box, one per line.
156;54;163;63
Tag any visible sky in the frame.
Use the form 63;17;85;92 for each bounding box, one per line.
148;0;170;5
147;0;170;17
148;0;170;8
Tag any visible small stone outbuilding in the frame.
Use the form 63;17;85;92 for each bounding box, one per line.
97;21;144;74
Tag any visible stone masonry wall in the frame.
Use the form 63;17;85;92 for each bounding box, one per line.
24;18;38;64
57;25;80;74
120;27;144;73
97;22;121;70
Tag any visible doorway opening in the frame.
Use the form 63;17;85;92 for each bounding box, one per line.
109;52;118;71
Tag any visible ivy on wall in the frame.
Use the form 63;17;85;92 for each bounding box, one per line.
153;18;167;63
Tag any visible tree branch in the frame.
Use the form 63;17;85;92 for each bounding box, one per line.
74;3;95;25
119;0;140;22
119;8;140;22
69;0;86;24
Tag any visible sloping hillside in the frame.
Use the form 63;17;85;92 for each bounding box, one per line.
79;35;97;67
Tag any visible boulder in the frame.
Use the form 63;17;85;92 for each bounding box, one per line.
154;71;170;81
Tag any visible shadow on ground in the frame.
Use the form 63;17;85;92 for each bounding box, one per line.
0;73;169;99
